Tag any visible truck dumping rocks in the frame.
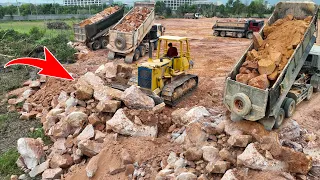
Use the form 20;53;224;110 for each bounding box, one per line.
79;6;120;27
236;14;312;89
114;6;151;32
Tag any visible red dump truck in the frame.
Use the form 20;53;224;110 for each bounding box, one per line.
212;19;264;39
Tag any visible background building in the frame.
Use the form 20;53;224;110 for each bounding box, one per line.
159;0;209;10
63;0;103;6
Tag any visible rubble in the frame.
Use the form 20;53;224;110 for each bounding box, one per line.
206;160;230;173
86;155;99;178
42;168;63;179
96;99;121;113
201;146;219;162
78;139;104;157
29;160;49;177
227;134;252;147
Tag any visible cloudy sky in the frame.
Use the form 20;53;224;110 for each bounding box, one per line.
0;0;319;5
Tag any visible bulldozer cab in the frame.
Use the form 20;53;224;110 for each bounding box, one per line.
156;36;191;72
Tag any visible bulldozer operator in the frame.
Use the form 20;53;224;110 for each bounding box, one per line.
166;43;178;57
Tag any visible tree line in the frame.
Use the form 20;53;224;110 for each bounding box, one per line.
156;0;275;18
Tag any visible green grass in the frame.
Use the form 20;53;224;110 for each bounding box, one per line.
0;20;77;40
0;148;23;178
0;113;19;129
28;127;52;145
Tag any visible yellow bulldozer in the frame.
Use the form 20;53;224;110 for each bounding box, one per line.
113;35;198;106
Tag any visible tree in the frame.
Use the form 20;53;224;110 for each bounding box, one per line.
155;1;166;15
0;6;4;19
165;7;172;17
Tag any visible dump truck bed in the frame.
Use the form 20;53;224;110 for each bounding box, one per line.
224;1;318;121
215;21;247;28
73;6;124;43
107;2;155;54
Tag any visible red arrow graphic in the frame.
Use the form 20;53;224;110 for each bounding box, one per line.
4;47;74;81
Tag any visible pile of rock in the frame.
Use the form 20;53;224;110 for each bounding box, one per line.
114;6;152;32
79;6;120;27
236;14;312;89
67;42;89;61
154;107;314;179
12;62;167;179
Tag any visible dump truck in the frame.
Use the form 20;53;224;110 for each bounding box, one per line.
73;6;124;50
212;19;264;39
223;1;319;130
184;13;201;19
107;2;165;63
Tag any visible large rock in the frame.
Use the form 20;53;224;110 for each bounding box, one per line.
76;124;94;143
75;79;94;100
202;146;220;162
95;64;106;77
66;112;88;128
29;160;49;178
42;168;63;179
49;153;73;168
93;86;123;101
86;155;99;178
237;143;287;171
121;85;155;109
80;72;104;90
185;147;203;161
227;135;252;147
278;119;301;140
106;109;158;137
206;160;230;173
258;59;276;75
221;168;248;180
172;107;210;125
248;74;270;90
105;62;118;79
185;123;207;146
253;32;264;50
96;100;121;113
78;140;104;157
17;138;44;169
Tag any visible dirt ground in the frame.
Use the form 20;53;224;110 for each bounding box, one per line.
31;18;320;179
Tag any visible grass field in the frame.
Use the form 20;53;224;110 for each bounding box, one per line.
0;20;78;39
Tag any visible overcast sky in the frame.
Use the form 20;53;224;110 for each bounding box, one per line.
0;0;319;5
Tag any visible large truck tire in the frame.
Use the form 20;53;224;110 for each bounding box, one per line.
283;98;296;118
92;40;101;50
114;36;126;50
246;32;253;39
133;49;140;61
310;74;320;92
273;108;285;129
230;93;251;117
138;45;146;57
220;31;226;37
237;32;244;38
213;31;220;36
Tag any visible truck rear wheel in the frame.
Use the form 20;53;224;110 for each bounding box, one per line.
246;32;253;39
213;31;219;36
101;39;108;49
139;46;146;57
92;40;101;50
283;98;296;118
237;32;244;38
231;93;251;116
274;108;285;129
220;31;226;37
133;49;140;61
310;74;320;92
115;36;126;50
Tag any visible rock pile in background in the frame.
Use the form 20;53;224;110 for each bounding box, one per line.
114;6;152;32
236;14;312;89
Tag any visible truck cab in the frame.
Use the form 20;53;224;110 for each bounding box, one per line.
247;20;264;32
303;45;320;91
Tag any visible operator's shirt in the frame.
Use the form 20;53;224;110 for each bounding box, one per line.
167;47;178;57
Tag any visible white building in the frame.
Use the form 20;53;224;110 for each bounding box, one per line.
63;0;104;6
159;0;209;10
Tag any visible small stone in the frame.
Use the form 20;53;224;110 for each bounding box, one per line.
29;80;41;88
86;155;99;178
78;140;103;157
22;103;32;112
121;148;134;165
152;102;166;113
174;158;187;171
197;174;208;180
96;100;121;113
94;130;106;142
49;153;73;168
18;174;27;180
265;150;273;160
227;135;252;147
219;148;236;164
29;160;49;177
109;166;125;175
76;124;94;143
134;116;143;125
88;113;101;125
10;175;18;180
206;160;230;173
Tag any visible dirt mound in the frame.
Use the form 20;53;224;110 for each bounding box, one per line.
79;6;120;27
114;7;151;32
27;77;75;107
236;15;312;89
